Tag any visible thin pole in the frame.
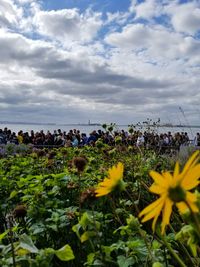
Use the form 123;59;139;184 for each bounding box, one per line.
179;106;194;139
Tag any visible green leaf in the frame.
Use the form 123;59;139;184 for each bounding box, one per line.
152;262;164;267
117;256;135;267
72;224;81;238
19;234;39;253
53;173;66;179
55;244;75;261
87;253;95;265
188;239;197;257
16;248;30;256
9;190;18;199
79;212;92;228
0;230;9;241
48;224;58;232
80;231;96;243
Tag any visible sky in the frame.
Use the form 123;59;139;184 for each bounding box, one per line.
0;0;200;125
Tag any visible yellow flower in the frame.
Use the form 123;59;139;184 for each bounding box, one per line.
139;151;200;234
95;162;124;197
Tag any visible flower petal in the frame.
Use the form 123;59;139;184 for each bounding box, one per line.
139;196;165;218
95;188;111;197
95;162;124;197
182;151;200;176
173;162;180;178
141;200;164;223
186;191;197;202
176;192;199;213
149;184;166;194
186;192;199;213
181;165;200;190
108;162;124;181
152;213;159;232
176;202;187;214
149;171;168;187
161;198;173;234
162;172;173;185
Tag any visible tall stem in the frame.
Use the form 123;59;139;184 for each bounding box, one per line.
169;225;196;267
109;196;123;225
7;215;16;267
161;235;187;267
125;189;153;262
125;189;140;214
184;201;200;239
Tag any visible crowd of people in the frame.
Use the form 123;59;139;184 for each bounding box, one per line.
0;127;200;151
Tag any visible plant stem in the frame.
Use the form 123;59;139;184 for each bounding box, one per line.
7;215;16;267
124;190;153;262
109;196;123;225
161;235;187;267
185;201;200;239
140;181;150;192
78;173;82;219
125;189;140;215
169;225;196;267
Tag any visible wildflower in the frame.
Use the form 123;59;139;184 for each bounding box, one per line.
61;148;68;157
66;211;76;220
139;151;200;234
67;181;79;189
73;156;87;172
95;162;125;197
36;149;45;157
80;188;96;204
13;205;27;219
47;151;57;159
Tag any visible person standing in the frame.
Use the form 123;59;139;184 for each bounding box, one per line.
194;133;200;146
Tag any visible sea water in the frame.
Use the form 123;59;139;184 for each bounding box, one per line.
0;123;200;140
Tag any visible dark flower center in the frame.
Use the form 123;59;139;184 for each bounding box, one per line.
168;186;186;203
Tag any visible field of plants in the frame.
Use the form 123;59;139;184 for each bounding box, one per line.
0;142;200;267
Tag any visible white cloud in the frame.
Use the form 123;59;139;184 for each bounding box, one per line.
0;0;23;28
33;8;102;45
0;0;200;125
130;0;162;20
106;11;130;25
105;23;200;63
130;1;200;36
165;1;200;35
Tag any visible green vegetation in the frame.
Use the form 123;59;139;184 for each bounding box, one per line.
0;145;200;266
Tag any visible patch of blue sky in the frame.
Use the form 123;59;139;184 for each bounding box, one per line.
194;31;200;39
134;0;145;4
98;13;135;38
41;0;131;13
19;30;43;41
41;0;91;12
178;0;194;3
91;0;131;13
153;15;171;28
132;17;150;25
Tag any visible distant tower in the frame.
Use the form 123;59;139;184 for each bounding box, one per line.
88;120;91;125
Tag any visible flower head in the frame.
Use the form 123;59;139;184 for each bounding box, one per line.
139;151;200;234
13;204;27;219
95;162;125;197
80;188;96;204
73;156;87;172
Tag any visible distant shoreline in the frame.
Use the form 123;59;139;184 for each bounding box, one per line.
0;122;200;128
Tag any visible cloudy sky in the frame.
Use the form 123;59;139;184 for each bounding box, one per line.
0;0;200;125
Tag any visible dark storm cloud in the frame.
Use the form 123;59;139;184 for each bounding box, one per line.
0;33;51;63
35;60;173;90
0;30;176;109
